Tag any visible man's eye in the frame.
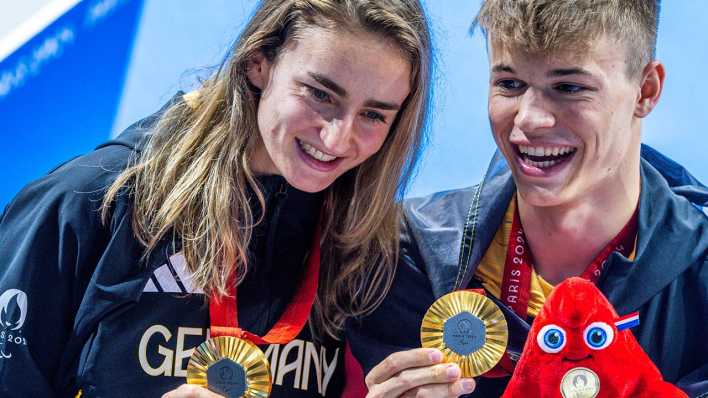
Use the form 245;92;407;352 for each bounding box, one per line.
363;110;386;123
555;83;586;94
308;86;331;103
496;79;525;91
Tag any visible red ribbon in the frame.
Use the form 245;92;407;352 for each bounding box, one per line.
209;225;321;345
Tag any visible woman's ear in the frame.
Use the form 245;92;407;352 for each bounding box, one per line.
634;61;665;118
246;51;272;90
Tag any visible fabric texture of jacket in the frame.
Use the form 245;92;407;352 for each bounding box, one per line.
347;145;708;397
0;102;346;397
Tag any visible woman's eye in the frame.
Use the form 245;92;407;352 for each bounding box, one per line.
363;110;386;123
555;83;586;94
537;324;566;354
308;86;331;103
496;79;525;91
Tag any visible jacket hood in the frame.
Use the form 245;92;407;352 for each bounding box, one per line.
640;144;708;206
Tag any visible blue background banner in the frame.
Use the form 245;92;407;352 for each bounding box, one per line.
0;0;144;206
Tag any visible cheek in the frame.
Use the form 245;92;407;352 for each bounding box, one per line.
357;128;390;161
258;98;315;139
488;98;517;135
559;106;604;152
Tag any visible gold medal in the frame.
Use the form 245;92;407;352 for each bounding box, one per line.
187;336;272;398
420;290;508;377
560;367;600;398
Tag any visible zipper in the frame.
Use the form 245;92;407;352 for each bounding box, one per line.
264;180;288;270
455;182;484;290
260;180;288;330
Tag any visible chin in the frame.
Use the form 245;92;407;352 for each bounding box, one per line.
516;185;571;208
284;174;333;193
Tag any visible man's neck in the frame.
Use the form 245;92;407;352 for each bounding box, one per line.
517;171;641;285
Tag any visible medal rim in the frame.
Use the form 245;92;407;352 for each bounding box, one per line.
420;290;509;377
187;336;272;398
560;366;600;398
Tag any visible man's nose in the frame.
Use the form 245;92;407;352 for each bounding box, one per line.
514;89;556;133
320;117;355;156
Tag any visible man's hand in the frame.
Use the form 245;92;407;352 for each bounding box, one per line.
365;348;476;397
161;384;224;398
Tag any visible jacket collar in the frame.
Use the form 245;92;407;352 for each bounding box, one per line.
601;155;708;314
455;150;514;290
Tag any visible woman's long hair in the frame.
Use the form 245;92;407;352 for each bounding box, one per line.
102;0;432;338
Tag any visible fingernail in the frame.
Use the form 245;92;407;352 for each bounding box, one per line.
446;365;461;380
462;379;476;393
428;350;442;363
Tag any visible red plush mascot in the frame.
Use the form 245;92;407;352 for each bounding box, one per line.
501;277;686;398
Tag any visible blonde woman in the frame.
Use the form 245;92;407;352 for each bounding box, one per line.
0;1;432;397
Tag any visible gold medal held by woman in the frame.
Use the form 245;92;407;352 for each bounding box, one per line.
420;290;509;377
187;336;271;398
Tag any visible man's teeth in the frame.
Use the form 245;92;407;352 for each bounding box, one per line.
299;140;337;162
525;159;561;169
517;145;576;169
518;145;575;156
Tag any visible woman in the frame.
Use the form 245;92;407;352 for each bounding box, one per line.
0;1;432;397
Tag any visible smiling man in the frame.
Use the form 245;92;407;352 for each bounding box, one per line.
349;1;708;397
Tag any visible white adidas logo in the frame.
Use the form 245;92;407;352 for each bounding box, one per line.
143;252;203;294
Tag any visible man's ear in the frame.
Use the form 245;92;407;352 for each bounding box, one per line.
634;61;665;118
246;51;272;90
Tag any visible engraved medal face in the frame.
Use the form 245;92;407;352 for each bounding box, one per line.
560;367;600;398
206;358;247;398
443;312;486;355
187;336;272;398
421;290;508;377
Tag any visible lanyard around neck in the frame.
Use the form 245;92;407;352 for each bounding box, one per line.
500;204;638;320
209;224;321;345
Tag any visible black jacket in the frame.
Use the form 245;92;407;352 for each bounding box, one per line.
347;146;708;397
0;105;345;397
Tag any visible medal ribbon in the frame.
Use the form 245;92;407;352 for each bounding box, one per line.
209;224;321;345
501;205;637;319
492;203;638;375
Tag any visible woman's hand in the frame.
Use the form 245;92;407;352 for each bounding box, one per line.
365;348;476;397
161;384;225;398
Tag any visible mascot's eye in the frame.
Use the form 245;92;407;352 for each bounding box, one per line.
583;322;614;350
537;324;566;353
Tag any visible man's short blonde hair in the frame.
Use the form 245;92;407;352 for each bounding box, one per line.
475;0;659;77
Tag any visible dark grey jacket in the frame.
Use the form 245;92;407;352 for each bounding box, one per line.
348;145;708;397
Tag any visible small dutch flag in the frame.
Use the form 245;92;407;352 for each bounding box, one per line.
615;312;640;331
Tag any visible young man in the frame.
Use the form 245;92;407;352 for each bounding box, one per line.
348;1;708;397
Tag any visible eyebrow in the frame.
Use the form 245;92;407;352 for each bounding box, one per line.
309;72;401;111
492;64;594;78
364;99;401;111
492;64;514;73
547;67;593;77
309;72;347;97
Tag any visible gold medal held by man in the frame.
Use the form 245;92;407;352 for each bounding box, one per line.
420;290;509;377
